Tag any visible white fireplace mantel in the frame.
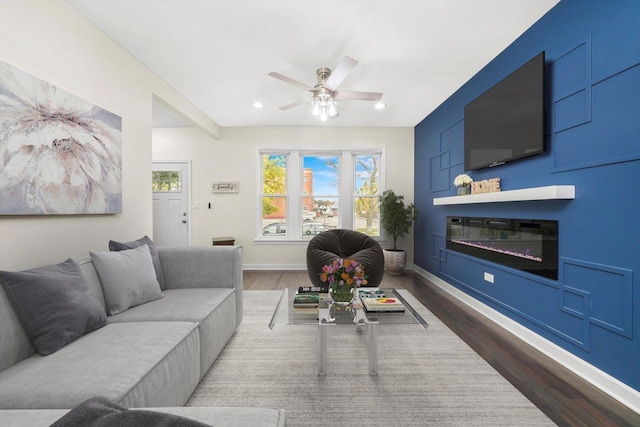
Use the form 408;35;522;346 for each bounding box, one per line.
433;185;575;206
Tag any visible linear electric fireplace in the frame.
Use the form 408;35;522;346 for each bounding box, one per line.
446;216;558;279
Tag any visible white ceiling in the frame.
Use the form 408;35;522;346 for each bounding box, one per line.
66;0;559;128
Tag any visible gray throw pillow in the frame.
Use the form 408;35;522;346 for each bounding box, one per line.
108;235;167;290
90;244;163;315
0;259;107;356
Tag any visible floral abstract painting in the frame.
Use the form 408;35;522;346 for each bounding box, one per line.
0;61;122;215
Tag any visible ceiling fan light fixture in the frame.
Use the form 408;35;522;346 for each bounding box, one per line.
312;93;338;121
269;56;379;121
328;100;338;117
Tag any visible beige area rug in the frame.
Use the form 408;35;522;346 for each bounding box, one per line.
187;290;555;426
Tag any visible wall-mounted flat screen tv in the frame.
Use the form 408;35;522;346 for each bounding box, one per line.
464;51;545;171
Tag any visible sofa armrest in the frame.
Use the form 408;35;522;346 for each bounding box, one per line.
157;246;243;327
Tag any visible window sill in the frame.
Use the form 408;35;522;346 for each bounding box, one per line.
254;238;313;245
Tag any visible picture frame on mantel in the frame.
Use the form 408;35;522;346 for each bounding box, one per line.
211;181;239;193
0;61;123;215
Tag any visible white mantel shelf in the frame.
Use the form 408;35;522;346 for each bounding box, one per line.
433;185;575;205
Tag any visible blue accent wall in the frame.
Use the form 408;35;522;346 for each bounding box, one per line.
414;0;640;391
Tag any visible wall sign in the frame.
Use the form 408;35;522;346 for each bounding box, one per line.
211;181;239;193
471;178;501;194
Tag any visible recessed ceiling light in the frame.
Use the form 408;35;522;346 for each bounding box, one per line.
253;102;264;109
374;102;386;110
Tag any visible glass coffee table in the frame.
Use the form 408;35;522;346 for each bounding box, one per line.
269;288;428;375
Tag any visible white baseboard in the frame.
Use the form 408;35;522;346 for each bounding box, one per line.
243;263;306;271
411;265;640;415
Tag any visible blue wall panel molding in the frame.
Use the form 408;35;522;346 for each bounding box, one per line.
414;0;640;391
551;26;640;172
550;40;591;133
440;250;589;351
561;258;633;339
553;63;640;171
432;233;446;263
429;153;449;192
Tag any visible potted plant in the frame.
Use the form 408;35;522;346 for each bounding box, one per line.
379;189;419;275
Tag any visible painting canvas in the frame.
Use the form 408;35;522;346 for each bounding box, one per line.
0;61;122;215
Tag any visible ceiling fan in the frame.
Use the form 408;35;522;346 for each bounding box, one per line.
268;56;383;121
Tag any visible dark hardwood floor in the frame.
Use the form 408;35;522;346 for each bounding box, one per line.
244;269;640;427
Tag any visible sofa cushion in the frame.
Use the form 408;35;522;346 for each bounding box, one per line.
0;322;200;409
0;286;35;372
108;288;237;379
0;259;107;356
90;245;163;315
49;396;212;427
0;407;287;427
109;235;167;290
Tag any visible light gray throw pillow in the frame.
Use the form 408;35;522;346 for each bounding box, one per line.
108;235;167;290
0;259;107;355
90;244;163;315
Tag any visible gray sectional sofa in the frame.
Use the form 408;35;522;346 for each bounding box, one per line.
0;244;286;426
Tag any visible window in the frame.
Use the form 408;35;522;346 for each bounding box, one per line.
261;153;287;236
354;153;381;236
302;155;339;236
258;149;384;240
152;171;181;192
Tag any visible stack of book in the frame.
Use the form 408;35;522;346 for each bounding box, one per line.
293;285;328;308
358;289;405;312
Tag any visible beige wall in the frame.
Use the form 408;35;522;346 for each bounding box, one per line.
0;0;218;270
152;126;415;269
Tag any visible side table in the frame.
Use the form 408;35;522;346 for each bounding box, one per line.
212;237;235;246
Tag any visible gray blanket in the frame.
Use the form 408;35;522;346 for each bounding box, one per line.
50;397;212;427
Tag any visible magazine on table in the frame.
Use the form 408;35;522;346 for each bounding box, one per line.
293;285;327;308
358;288;405;312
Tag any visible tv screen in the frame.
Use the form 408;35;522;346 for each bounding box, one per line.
464;51;545;171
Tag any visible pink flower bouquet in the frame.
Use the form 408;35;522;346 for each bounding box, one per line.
319;258;368;302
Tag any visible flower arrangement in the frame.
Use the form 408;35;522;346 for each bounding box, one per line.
453;174;473;187
319;258;368;302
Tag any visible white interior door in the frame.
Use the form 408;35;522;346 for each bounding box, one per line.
152;162;190;246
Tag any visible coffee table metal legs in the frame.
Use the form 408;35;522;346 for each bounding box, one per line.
318;321;327;375
368;320;379;375
317;320;379;375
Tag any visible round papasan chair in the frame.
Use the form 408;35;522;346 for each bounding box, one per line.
306;229;384;288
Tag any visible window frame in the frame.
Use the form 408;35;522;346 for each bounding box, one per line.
256;147;385;243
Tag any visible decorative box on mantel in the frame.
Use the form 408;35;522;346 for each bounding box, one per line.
433;185;575;206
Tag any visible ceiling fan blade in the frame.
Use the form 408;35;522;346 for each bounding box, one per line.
324;56;358;91
334;90;383;101
279;96;313;110
268;72;315;92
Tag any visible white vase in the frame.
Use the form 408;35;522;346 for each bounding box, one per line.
457;185;471;195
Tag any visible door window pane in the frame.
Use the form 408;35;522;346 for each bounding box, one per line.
152;171;181;192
